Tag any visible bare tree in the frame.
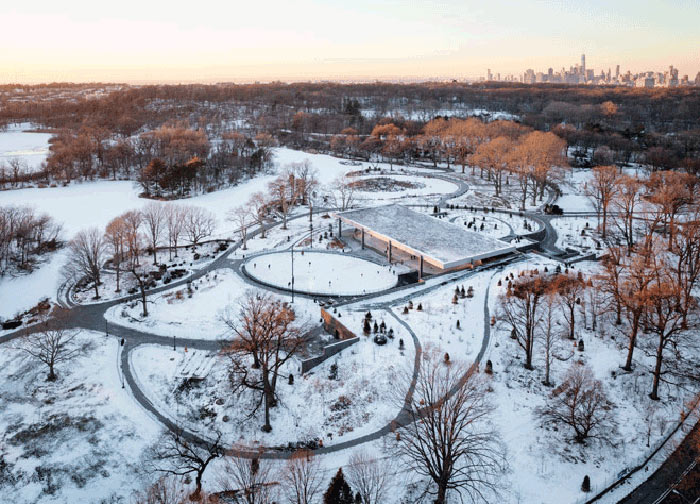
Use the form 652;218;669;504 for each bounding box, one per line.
142;202;165;265
268;170;297;230
131;265;150;317
394;349;505;504
642;246;698;400
183;206;216;247
290;160;319;220
65;227;107;299
122;209;143;267
148;428;225;501
611;175;642;251
165;204;186;261
499;274;550;369
585;165;619;239
220;292;308;432
552;272;586;340
248;192;269;239
280;450;323;504
18;309;82;381
217;453;277;504
540;290;564;387
227;206;250;250
328;175;355;211
346;449;392;504
105;216;128;292
538;364;616;444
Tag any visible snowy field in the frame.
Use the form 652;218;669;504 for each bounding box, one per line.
0;331;162;503
244;251;398;296
551;216;602;252
0;122;52;172
106;269;252;340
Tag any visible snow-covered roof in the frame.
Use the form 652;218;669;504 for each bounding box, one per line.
334;204;516;269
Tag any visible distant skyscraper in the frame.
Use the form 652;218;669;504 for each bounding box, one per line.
581;54;586;79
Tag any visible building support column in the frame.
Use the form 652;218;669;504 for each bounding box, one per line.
420;255;424;281
361;229;365;250
388;240;392;263
338;218;342;238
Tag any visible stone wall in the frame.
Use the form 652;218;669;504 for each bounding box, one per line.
301;336;360;374
320;307;356;341
300;308;359;374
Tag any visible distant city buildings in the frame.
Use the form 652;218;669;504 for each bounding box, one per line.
482;54;700;87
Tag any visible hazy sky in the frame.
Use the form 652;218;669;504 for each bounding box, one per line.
1;0;698;83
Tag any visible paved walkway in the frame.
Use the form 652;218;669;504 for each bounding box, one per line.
3;166;696;500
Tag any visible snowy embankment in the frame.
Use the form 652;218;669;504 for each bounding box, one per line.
0;332;162;504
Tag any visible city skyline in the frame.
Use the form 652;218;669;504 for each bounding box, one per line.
485;53;700;87
1;0;699;84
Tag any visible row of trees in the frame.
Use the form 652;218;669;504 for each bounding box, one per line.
0;205;61;275
585;165;697;245
64;203;216;302
3;82;699;180
227;160;324;249
140;444;391;504
329;117;568;208
500;207;700;406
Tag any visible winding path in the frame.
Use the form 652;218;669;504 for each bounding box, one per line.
3;165;696;503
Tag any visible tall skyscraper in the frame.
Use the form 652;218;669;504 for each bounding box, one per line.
581;54;586;79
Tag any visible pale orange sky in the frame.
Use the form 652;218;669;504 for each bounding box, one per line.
1;0;698;84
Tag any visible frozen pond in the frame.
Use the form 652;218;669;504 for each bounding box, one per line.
0;122;52;172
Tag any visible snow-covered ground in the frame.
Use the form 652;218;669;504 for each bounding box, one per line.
551;216;601;252
0;122;52;172
106;268;251;340
0;331;162;503
483;259;689;503
130;315;414;447
447;209;541;239
244;251;398;296
351;173;457;205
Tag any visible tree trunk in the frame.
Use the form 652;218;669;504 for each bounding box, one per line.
569;305;575;339
650;334;664;400
602;208;607;238
140;283;148;317
435;480;448;504
623;315;640;371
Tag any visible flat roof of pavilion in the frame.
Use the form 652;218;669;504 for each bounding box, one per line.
334;204;516;269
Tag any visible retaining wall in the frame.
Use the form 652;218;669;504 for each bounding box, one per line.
300;308;359;374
